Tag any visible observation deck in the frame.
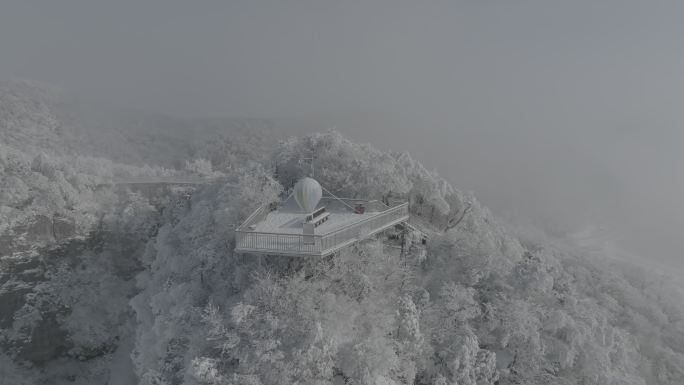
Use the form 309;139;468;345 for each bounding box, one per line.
234;197;409;257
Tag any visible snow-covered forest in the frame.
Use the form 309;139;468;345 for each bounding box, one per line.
2;80;684;385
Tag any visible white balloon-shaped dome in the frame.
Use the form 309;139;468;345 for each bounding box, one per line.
293;177;322;214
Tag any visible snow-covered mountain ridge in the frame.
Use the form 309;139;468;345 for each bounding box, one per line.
1;82;683;385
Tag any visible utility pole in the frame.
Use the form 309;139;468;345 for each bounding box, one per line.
400;225;408;267
300;148;315;178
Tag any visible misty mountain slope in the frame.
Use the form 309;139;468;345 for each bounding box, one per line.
0;80;277;169
2;94;683;385
0;80;279;255
67;106;278;170
128;132;683;385
0;188;168;385
0;80;71;156
0;82;217;383
0;132;180;254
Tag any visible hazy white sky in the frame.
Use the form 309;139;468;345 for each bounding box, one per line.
1;0;682;266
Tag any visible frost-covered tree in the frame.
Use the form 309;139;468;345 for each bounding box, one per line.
273;131;412;201
3;93;684;385
126;131;684;385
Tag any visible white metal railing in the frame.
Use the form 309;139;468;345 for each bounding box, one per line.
319;203;408;252
235;202;409;256
237;204;271;231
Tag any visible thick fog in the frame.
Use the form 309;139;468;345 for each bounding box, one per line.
1;0;682;268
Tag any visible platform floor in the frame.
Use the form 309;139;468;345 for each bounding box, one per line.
236;200;410;257
252;208;379;235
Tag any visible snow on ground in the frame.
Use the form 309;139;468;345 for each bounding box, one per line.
251;196;383;235
253;209;379;235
